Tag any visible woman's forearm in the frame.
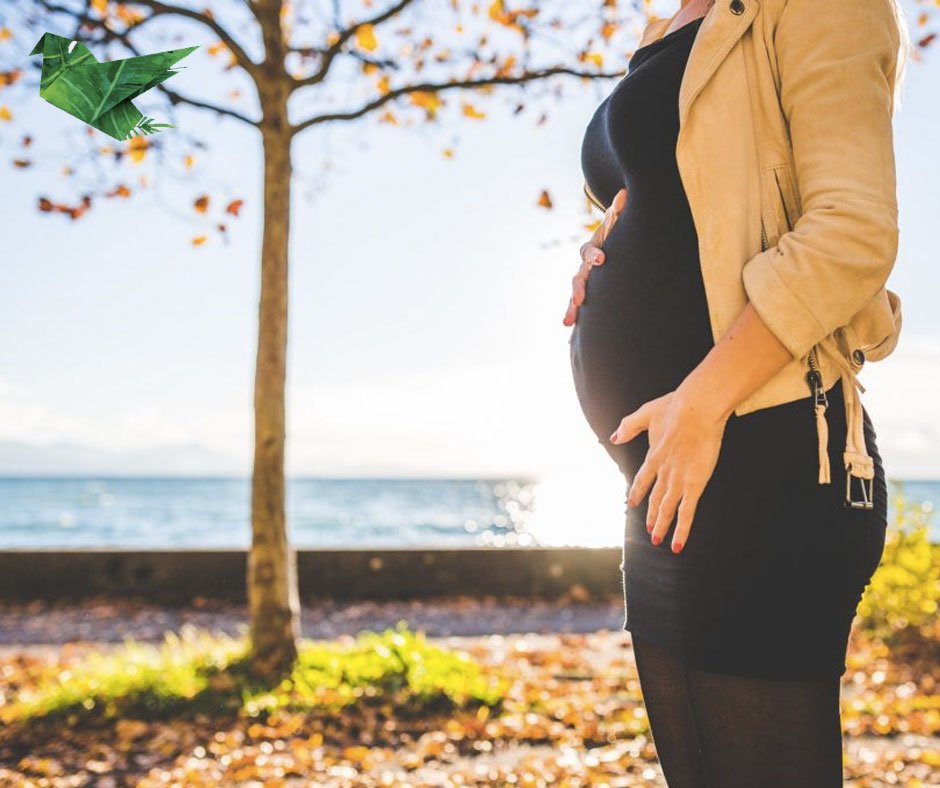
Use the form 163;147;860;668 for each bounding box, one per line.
677;301;796;424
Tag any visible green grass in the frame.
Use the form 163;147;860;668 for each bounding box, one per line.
0;622;508;726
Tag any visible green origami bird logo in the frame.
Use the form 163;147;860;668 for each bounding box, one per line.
30;33;198;142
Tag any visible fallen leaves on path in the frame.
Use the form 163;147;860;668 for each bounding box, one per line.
0;621;937;787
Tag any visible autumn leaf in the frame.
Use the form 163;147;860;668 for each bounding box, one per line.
192;235;207;246
0;68;22;87
36;195;92;219
0;106;12;121
580;51;604;68
105;184;131;198
12;158;30;168
462;103;486;120
193;195;210;214
537;189;553;209
183;154;196;169
91;0;107;15
127;137;148;164
410;90;442;118
225;199;243;217
376;75;390;95
0;27;12;42
114;5;145;24
495;55;517;78
356;23;378;52
488;0;508;23
442;148;454;158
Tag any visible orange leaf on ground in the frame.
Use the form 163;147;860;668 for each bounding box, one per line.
193;195;210;214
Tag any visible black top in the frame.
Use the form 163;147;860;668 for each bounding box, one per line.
571;15;712;474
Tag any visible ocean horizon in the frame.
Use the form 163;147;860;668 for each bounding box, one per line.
0;475;936;550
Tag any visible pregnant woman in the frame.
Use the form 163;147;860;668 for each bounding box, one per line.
566;0;908;785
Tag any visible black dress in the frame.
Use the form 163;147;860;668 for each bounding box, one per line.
569;16;889;682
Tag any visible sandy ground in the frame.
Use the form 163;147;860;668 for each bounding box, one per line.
0;594;627;655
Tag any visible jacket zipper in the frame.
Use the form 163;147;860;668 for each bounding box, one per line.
806;345;825;404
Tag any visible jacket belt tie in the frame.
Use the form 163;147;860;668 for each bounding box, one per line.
812;342;875;510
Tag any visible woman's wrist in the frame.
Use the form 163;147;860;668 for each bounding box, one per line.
676;371;734;426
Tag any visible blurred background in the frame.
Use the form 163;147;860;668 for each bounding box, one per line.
1;0;937;551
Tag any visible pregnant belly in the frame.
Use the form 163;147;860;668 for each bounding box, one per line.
568;220;714;458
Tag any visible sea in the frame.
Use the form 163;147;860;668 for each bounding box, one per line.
0;476;936;549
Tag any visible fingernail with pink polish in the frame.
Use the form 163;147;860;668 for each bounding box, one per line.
672;541;684;554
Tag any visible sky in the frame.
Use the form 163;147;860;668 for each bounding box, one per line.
1;0;938;484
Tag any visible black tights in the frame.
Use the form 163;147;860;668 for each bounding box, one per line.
632;633;845;787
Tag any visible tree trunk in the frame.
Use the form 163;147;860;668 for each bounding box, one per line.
248;95;300;681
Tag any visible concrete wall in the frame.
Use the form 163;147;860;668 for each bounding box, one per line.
0;547;624;605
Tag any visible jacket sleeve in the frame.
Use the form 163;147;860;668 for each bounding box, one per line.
741;0;901;362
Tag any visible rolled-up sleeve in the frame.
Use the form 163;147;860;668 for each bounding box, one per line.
741;0;901;361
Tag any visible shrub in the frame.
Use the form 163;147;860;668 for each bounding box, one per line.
857;485;940;642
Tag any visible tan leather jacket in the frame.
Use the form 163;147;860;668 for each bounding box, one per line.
584;0;903;509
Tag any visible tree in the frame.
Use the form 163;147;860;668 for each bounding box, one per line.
2;0;934;682
0;0;634;682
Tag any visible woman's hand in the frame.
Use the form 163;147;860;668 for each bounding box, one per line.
610;384;729;554
563;187;628;327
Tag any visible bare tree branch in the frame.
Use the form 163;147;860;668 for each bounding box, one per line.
35;0;163;45
160;85;260;127
126;0;261;78
291;0;416;89
290;67;623;137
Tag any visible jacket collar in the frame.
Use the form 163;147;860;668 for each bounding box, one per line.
640;0;762;128
681;0;761;126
